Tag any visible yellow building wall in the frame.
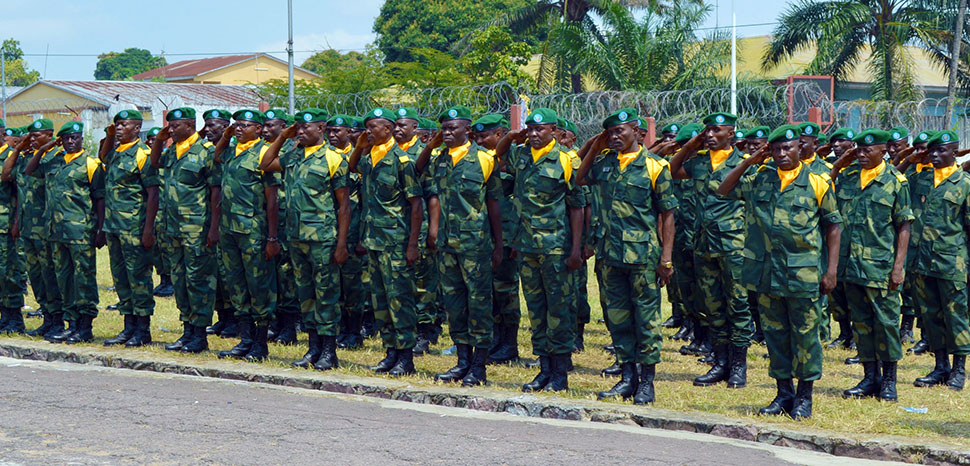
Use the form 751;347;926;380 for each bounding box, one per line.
3;83;98;129
192;57;317;85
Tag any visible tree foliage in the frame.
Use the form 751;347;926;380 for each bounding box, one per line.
1;39;40;86
94;48;166;81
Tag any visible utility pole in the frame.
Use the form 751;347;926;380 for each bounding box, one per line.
945;0;967;126
1;49;6;120
286;0;295;115
730;0;737;114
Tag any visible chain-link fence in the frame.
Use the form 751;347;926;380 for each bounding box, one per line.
832;98;970;142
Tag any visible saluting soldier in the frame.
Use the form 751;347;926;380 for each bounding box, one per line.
887;126;910;164
556;117;591;354
718;125;842;420
0;122;26;334
655;122;687;331
824;128;857;350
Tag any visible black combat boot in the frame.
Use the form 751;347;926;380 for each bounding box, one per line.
1;307;25;334
26;312;54;337
461;347;489;386
909;338;929;355
340;313;364;349
759;379;795;415
790;380;814;420
180;325;209;353
273;313;298;345
125;315;153;347
218;321;254;359
879;361;898;402
597;362;638;400
43;314;66;341
601;359;622;376
726;345;748;388
360;311;377;339
436;344;472;382
680;324;706;355
245;326;270;362
48;318;77;343
218;310;239;338
292;330;322;368
313;335;340;371
844;354;861;365
370;348;398;373
844;361;882;398
522;356;551;392
899;315;915;345
947;355;966;391
153;274;174;297
206;309;227;335
0;307;9;331
544;354;569;392
104;314;136;346
389;348;416;376
573;323;585;353
65;315;94;344
661;312;683;329
914;350;951;387
693;344;729;386
165;322;192;351
672;317;694;341
633;364;656;405
413;323;433;355
488;323;519;364
827;316;853;348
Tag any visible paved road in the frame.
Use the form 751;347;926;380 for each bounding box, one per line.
0;358;902;465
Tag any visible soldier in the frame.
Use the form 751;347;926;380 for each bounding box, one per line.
149;107;221;353
909;130;970;391
210;109;281;362
495;108;586;392
144;126;172;303
830;129;912;402
417;117;434;144
556;117;591;354
25;121;105;344
797;122;834;177
887;127;910;164
718;125;842;420
347;107;424;376
0;122;26;334
99;110;159;347
824;128;857;350
259;108;351;371
668;112;753;389
576;108;677;404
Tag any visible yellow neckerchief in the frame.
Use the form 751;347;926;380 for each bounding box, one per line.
398;136;418;152
530;139;557;163
304;144;325;159
175;132;199;160
335;143;352;155
710;148;731;171
934;164;959;188
916;162;932;173
370;137;396;166
808;173;832;206
778;163;802;191
617;147;640;172
449;141;472;166
860;160;885;190
64;149;84;165
115;140;138;153
235;138;261;157
803;153;817;165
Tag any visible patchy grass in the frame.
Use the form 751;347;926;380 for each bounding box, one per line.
6;248;970;448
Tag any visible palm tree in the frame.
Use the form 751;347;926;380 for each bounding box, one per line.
762;0;967;102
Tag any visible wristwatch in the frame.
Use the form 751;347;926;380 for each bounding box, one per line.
660;261;674;269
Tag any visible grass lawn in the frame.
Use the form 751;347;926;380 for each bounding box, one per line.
6;248;970;449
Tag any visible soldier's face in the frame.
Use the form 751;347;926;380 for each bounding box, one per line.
929;144;957;168
856;144;886;169
526;123;556;149
748;138;767;152
31;131;52;149
659;132;676;144
887;139;909;158
559;130;576;149
417;129;431;144
327;126;351;148
365;119;393;145
440;120;469;148
771;139;801;171
393;118;418;144
832;139;854;157
62;133;83;153
203;119;229;142
606;122;638;153
114;119;142;143
262;119;285;142
799;135;817;159
296;122;326;147
704;125;733;150
145;135;156;147
734;140;747;152
170;120;197;142
476;128;501;150
232;121;262;143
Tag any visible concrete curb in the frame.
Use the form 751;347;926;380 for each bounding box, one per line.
1;339;967;465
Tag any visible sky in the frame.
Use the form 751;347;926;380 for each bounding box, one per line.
1;0;786;82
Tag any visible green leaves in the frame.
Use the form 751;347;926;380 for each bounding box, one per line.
93;48;166;81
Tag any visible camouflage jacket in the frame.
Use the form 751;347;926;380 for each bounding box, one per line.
103;140;160;239
506;140;586;255
494;147;518;245
358;141;423;251
401;139;430;243
41;150;106;244
803;154;834;178
0;145;17;234
333;144;361;245
428;142;503;254
909;166;970;282
161;133;221;240
671;171;697;250
220;140;281;236
835;162;914;288
281;144;348;244
903;163;934;267
587;148;678;268
682;147;748;256
16;147;59;240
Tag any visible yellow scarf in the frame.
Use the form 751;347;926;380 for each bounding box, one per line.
235;138;261;157
778;163;802;191
860;160;885;190
64;149;84;165
115;140;138;153
617;149;640;172
398;136;418;152
710;148;731;171
370;138;396;166
175;132;199;160
916;163;932;173
531;139;557;163
304;144;324;159
934;164;959;188
449;141;472;166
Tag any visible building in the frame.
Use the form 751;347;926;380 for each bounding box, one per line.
132;53;318;85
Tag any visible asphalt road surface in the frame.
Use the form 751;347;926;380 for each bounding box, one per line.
0;357;904;465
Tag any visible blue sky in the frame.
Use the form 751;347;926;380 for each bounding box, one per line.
2;0;785;82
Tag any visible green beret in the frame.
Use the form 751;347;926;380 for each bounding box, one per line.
395;107;420;121
203;109;229;121
702;112;737;127
364;107;394;123
660;122;681;134
296;108;328;123
915;130;937;143
146;127;161;137
327;114;354;128
167;107;196;121
797;121;820;137
562;118;578;135
4;127;22;137
817;133;829;145
29;118;54;132
746;126;770;140
674;123;704;144
853;129;891;146
114;109;143;122
232;109;265;124
439;105;472;123
602;108;638;128
0;118;4;128
735;129;747;139
472;114;504;132
57;121;83;137
499;118;510;129
830;128;856;141
927;130;959;147
767;124;801;143
264;108;289;122
888;126;909;142
526;108;557;126
637;118;647;130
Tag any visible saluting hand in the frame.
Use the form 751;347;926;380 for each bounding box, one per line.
280;124;299;141
157;125;172;142
653;140;679;157
429;130;443;148
748;145;770;166
15;135;32;151
681;130;706;154
507;129;527;145
832;148;856;171
105;123;117;140
816;143;832;158
355;132;371;151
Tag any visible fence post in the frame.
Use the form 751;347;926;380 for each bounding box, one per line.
510;104;522;131
645;116;657;147
808;107;821;126
259;101;270;113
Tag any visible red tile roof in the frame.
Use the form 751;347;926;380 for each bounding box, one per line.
132;54;262;81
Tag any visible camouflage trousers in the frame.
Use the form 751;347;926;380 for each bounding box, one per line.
221;232;277;326
367;248;418;350
900;280;917;318
169;235;216;327
669;247;695;320
844;282;902;362
602;264;662;365
106;233;154;316
439;250;493;348
21;237;60;314
214;243;231;314
0;234;24;309
828;282;849;321
758;293;823;381
520;252;575;356
275;241;300;317
912;274;970;356
415;246;439;325
291;241;341;336
52;242;98;320
340;246;367;319
594;259;610;333
694;252;752;348
153;230;172;276
571;262;591;325
492;246;520;326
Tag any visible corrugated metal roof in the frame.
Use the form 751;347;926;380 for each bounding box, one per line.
132;54;259;81
38;80;262;108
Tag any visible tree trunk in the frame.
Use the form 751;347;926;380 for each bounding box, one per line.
945;0;967;125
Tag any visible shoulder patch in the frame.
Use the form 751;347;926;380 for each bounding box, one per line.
757;165;769;173
895;171;908;183
85;156;101;183
399;155;411;163
135;147;149;171
823;160;834;169
741;153;751;159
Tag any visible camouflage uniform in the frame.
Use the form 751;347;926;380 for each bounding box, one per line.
358;142;423;350
507;141;586;356
152;158;172;278
428;142;502;348
219;140;280;326
493;154;520;327
337;145;368;328
398;138;439;331
161;134;219;328
669;157;701;323
901;163;933;322
274;139;300;322
282;144;348;336
802;154;836;339
567;149;591;333
103;141;159;317
0;145;24;311
16;148;62;318
835;162;913;363
586;149;678;365
201;139;232;323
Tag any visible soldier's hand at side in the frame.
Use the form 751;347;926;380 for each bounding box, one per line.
508;248;518;260
10;223;19;241
491;245;503;269
565;251;583;271
889;267;904;291
95;231;106;249
582;244;595;260
333;245;349;265
405;243;418;266
656;263;674;287
426;231;437;253
206;227;219;248
355;244;367;256
820;270;837;295
265;239;281;260
141;229;155;251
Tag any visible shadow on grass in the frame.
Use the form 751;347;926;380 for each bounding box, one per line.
897;419;970;439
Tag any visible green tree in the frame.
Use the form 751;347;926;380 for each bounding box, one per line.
94;48;166;80
387;48;472;88
1;39;40;86
459;26;533;88
301;49;368;75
